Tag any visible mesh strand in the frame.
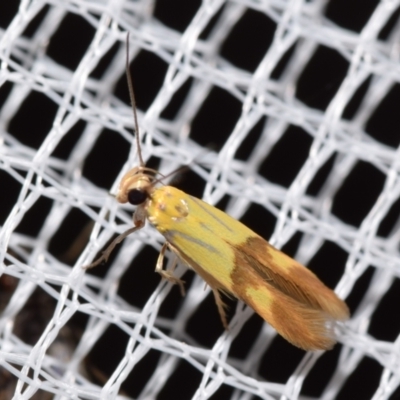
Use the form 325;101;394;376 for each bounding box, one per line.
0;0;400;399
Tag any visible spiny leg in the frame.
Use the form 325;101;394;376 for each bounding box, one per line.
84;224;142;269
212;288;228;330
156;242;185;296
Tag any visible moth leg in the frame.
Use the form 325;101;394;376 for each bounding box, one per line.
156;242;185;296
212;289;228;330
84;221;144;269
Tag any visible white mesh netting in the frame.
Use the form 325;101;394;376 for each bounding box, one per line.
1;0;400;399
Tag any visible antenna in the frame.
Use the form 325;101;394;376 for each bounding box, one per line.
125;33;144;167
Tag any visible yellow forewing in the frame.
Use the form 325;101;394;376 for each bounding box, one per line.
146;186;349;350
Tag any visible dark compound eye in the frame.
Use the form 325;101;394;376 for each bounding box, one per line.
127;189;148;205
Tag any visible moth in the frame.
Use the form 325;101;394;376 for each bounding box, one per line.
85;35;349;351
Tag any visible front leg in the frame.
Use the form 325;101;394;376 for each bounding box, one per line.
156;242;185;296
84;214;145;269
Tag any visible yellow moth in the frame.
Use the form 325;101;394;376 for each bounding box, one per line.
86;35;349;351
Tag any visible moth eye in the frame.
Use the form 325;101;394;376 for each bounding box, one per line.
127;189;148;205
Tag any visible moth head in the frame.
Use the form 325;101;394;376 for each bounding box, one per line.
116;166;154;205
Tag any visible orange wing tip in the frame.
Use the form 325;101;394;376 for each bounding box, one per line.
283;312;339;351
283;260;350;322
316;293;350;322
267;301;342;351
244;287;347;351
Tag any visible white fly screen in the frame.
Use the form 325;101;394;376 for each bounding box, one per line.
0;0;399;399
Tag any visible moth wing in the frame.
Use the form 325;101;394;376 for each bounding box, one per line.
230;240;349;350
149;187;349;350
239;237;350;321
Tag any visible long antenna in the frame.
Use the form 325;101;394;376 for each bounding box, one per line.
126;33;144;167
